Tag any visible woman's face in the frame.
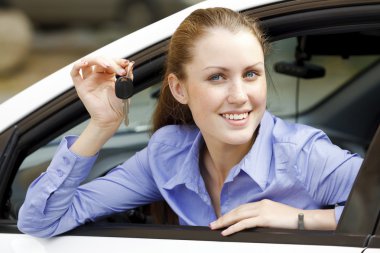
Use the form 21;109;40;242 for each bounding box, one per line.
180;27;267;148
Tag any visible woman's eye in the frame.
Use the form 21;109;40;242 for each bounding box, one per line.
244;71;257;79
209;74;223;81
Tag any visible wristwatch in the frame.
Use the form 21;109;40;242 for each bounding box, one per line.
298;213;305;230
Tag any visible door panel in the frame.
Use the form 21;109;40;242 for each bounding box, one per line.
0;233;365;253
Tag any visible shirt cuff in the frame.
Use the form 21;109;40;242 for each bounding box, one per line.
47;136;98;186
334;205;345;223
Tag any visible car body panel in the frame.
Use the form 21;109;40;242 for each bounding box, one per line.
0;233;365;253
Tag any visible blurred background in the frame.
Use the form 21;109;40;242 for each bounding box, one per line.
0;0;203;103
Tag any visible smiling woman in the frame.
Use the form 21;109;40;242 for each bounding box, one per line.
17;7;362;238
167;28;266;150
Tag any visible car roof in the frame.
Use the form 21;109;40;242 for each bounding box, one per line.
0;0;279;133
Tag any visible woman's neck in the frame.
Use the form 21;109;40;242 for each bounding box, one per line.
201;131;257;186
200;132;257;217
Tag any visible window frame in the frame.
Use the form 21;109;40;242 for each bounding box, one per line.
0;0;380;249
368;224;380;249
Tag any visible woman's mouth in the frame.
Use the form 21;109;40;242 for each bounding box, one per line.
221;112;249;121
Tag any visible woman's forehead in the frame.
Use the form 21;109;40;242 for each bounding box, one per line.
190;28;264;66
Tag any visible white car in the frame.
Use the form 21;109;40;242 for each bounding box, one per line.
1;0;380;252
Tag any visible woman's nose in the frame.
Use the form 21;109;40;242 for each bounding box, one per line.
227;80;248;104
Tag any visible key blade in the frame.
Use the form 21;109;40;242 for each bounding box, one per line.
124;115;129;126
123;100;129;127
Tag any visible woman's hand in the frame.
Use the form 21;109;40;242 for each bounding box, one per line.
69;57;134;157
70;57;134;130
209;199;336;236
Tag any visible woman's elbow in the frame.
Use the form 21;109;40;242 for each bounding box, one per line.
17;206;58;238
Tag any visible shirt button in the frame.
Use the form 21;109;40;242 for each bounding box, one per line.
62;156;70;165
57;169;64;177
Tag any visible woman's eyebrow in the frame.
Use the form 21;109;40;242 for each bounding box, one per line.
202;62;264;71
245;62;265;69
202;66;229;71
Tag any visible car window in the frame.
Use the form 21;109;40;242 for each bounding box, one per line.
8;32;379;228
266;37;380;118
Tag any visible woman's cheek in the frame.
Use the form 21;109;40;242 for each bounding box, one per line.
248;84;266;104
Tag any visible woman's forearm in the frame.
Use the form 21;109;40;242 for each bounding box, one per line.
70;119;120;157
302;209;337;230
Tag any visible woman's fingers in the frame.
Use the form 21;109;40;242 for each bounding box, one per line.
81;64;94;79
210;199;303;236
116;58;130;69
93;65;108;74
125;60;135;80
221;217;261;236
71;57;131;81
210;202;259;229
102;57;127;76
70;60;88;83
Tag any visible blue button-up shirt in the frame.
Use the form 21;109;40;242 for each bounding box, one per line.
18;111;362;238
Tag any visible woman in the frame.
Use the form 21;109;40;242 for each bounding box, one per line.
17;7;361;238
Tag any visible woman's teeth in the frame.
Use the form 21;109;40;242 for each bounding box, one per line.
222;112;248;120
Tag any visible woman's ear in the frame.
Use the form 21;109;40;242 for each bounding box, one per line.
168;73;188;104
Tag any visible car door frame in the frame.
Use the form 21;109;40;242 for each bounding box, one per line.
368;223;380;249
360;128;380;251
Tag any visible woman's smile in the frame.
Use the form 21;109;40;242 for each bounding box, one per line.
221;111;251;127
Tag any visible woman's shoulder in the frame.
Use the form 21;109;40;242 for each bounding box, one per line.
266;112;355;173
268;112;328;146
149;124;200;148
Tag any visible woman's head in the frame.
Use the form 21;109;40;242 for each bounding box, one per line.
153;7;268;146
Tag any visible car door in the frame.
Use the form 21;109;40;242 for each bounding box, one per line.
1;0;380;252
347;125;380;253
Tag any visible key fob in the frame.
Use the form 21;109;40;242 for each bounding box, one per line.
115;76;134;99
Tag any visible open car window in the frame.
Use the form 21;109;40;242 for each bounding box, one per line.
267;37;379;118
9;30;380;226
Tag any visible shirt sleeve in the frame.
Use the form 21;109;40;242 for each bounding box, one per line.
17;136;161;238
334;205;345;223
296;131;363;223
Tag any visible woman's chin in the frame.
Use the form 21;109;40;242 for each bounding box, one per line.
221;131;256;147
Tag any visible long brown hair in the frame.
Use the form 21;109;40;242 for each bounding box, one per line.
150;7;268;225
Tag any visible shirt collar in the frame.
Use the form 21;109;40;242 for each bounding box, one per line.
163;111;275;192
238;111;274;191
163;127;205;194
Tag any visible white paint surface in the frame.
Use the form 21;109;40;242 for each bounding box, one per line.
0;233;368;253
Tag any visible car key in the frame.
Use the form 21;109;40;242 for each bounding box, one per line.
115;64;134;126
